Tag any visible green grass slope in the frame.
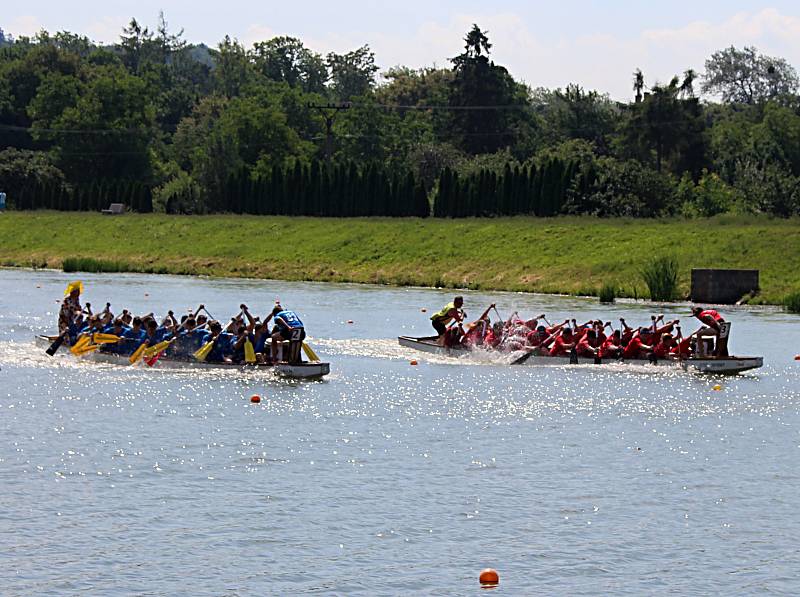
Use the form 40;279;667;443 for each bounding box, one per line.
1;212;798;304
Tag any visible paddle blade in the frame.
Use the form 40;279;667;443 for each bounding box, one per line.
301;342;320;362
93;333;121;345
194;340;214;362
46;334;67;356
244;339;256;364
129;342;147;364
70;335;91;355
143;340;171;358
74;343;100;356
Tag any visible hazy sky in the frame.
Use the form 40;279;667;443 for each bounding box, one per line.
4;1;800;99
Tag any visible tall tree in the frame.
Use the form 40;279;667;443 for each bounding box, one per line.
214;36;251;97
250;36;327;94
633;69;644;103
448;24;522;154
619;76;706;174
701;46;799;104
326;45;378;99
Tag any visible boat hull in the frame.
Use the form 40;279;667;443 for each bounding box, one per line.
398;336;763;375
35;335;330;379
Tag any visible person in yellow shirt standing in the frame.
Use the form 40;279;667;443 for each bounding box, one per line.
430;296;464;342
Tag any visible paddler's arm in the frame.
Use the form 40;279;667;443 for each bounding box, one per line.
477;304;495;322
241;304;256;332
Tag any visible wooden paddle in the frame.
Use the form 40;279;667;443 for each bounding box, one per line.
46;332;68;356
69;335;92;355
194;311;242;362
129;341;148;365
302;342;321;362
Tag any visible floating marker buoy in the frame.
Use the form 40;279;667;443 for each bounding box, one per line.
795;355;800;361
410;360;418;366
250;395;261;403
479;568;499;586
144;293;149;297
347;320;354;324
713;385;722;392
421;308;427;313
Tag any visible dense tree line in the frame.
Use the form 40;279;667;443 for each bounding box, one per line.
2;17;800;217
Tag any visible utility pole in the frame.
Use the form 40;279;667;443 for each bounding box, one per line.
309;103;350;165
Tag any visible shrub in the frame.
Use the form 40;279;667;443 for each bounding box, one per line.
679;170;739;218
63;257;130;273
785;291;800;314
640;256;679;301
564;157;678;217
598;283;617;304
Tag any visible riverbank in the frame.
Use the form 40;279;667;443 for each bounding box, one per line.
1;211;798;304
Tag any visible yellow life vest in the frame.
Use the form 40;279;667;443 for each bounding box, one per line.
431;302;457;324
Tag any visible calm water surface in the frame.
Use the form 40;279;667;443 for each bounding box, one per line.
1;269;799;595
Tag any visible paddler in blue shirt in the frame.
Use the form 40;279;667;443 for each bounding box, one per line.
102;319;131;354
230;305;257;364
205;320;236;363
270;305;306;363
119;317;146;355
170;316;203;359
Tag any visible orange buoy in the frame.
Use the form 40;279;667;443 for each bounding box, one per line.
713;385;723;392
410;359;419;366
250;395;261;403
795;355;800;361
479;568;499;585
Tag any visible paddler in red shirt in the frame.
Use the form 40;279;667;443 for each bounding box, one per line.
652;333;677;359
549;328;576;357
575;329;601;358
461;304;496;347
671;326;693;358
622;331;653;359
691;307;730;357
600;330;623;359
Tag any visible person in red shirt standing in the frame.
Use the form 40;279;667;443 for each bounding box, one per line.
692;307;730;357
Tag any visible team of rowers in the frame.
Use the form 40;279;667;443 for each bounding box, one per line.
430;296;732;360
57;281;308;364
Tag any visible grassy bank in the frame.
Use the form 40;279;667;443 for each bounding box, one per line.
1;211;798;304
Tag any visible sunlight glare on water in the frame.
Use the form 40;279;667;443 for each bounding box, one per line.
1;269;799;595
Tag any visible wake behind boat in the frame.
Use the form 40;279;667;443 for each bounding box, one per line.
398;335;763;375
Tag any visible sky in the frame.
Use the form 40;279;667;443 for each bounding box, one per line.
4;1;800;100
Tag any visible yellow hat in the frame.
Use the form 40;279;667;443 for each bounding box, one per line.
64;280;84;296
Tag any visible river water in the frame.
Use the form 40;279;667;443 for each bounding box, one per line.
1;268;799;595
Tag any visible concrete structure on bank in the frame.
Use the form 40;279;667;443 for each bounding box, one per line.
691;269;759;304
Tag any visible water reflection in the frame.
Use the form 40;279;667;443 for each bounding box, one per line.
1;269;799;595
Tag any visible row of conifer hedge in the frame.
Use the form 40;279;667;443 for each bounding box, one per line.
7;159;584;217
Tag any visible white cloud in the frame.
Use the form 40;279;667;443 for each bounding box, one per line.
7;15;45;38
85;16;128;45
